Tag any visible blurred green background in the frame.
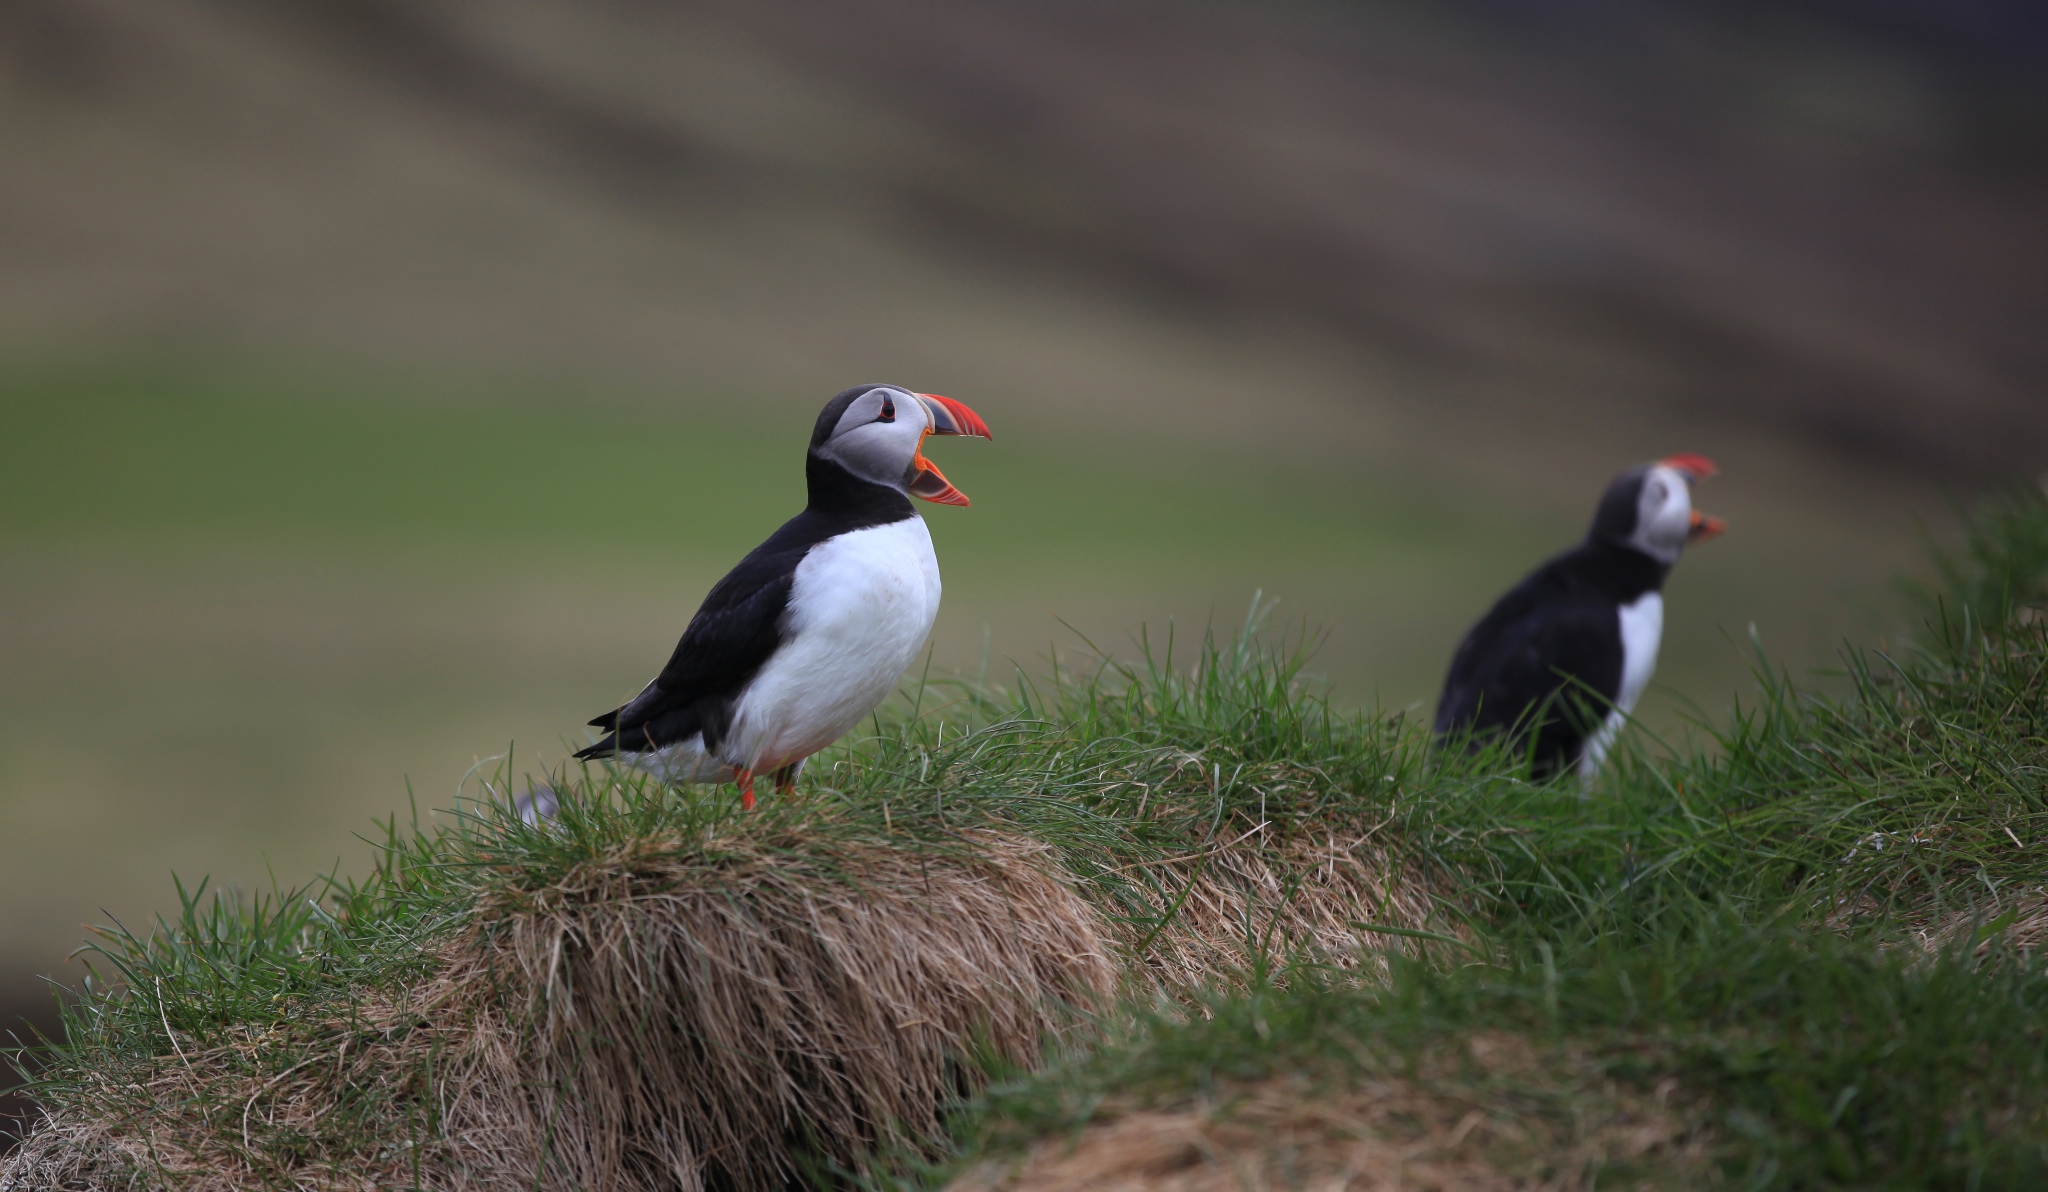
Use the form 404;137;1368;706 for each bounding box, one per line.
2;0;2044;1102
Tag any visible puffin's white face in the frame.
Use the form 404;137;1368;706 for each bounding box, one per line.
812;385;993;505
1590;454;1723;563
817;386;929;485
1627;464;1697;565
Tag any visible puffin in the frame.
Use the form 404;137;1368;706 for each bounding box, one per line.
573;384;991;809
1433;455;1725;780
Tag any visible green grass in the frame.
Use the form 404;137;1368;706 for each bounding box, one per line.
8;378;2046;1185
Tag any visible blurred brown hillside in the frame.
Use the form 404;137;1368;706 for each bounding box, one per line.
3;0;2044;476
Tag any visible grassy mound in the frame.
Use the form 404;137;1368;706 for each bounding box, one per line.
3;617;1462;1189
10;488;2048;1189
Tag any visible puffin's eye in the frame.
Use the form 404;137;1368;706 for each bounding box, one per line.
877;394;896;423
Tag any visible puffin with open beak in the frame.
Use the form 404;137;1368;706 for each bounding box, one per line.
1433;455;1726;780
574;384;992;808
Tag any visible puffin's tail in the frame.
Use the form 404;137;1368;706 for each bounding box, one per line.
577;703;705;763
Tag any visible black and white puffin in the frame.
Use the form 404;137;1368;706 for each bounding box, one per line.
573;384;991;809
1433;455;1725;779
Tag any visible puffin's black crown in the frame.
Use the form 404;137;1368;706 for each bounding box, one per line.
1587;467;1651;546
810;384;899;450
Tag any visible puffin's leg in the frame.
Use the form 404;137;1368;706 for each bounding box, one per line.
734;768;756;811
771;760;802;794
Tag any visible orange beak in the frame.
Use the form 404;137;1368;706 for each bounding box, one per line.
907;393;992;507
1660;454;1725;542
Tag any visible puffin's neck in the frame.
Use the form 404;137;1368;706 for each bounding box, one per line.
1574;539;1671;601
805;453;917;524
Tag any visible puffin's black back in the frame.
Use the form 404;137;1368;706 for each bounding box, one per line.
1433;469;1671;777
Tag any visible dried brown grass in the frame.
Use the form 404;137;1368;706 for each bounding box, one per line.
3;811;1460;1191
2;941;506;1191
4;832;1122;1191
1907;890;2048;957
1828;885;2048;960
467;831;1117;1190
947;1033;1717;1192
1118;830;1465;992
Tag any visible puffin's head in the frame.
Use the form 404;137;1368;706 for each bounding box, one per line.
1589;454;1726;565
810;384;993;505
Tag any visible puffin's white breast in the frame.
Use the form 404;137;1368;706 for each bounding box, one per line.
1579;591;1663;779
725;516;942;771
1615;592;1663;715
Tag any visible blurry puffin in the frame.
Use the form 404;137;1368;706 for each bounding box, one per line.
573;384;991;809
1433;455;1725;779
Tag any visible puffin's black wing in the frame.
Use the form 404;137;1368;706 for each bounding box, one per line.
577;524;818;760
1434;568;1623;777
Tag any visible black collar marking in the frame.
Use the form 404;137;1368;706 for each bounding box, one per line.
1588;467;1650;547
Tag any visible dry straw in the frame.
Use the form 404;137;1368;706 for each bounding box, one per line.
5;801;1457;1191
1115;830;1458;992
469;830;1117;1190
946;1033;1714;1192
7;829;1124;1190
